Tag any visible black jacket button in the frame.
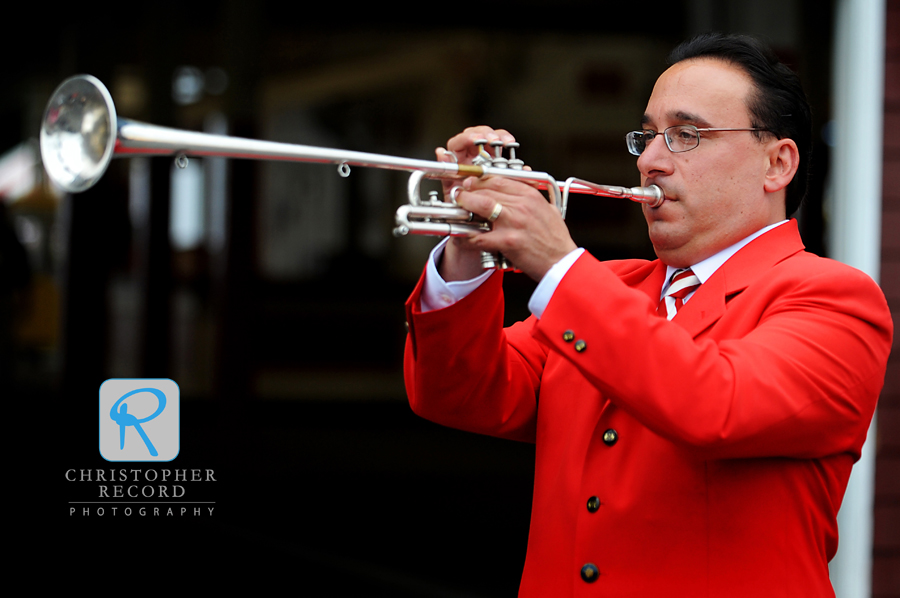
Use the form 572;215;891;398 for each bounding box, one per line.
602;429;618;446
581;563;599;583
574;339;587;352
586;496;601;512
563;330;575;342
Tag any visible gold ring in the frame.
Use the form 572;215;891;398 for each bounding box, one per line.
487;202;503;223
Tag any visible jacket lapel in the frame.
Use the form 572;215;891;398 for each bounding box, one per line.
633;260;669;304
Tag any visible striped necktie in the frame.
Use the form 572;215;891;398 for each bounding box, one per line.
658;268;701;320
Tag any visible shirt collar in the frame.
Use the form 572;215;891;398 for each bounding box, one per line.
664;220;789;288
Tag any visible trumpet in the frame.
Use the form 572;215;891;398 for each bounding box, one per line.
40;75;664;270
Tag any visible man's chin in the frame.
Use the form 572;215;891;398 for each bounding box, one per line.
647;221;681;246
648;229;691;263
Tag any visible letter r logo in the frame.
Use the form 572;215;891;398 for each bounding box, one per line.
99;379;180;462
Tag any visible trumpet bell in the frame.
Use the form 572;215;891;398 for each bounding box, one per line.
40;75;118;193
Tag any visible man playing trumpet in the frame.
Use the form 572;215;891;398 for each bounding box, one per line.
403;33;893;596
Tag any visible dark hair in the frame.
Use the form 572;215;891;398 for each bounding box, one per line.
667;33;812;217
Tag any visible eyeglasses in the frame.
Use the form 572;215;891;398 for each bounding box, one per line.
625;125;769;156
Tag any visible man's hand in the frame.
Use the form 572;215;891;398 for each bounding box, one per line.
436;126;512;282
435;126;577;282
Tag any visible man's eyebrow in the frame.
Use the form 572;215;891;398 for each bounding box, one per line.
640;111;713;128
673;111;712;127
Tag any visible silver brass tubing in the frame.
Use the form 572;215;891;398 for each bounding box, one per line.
41;75;467;193
41;76;562;200
562;178;664;211
41;75;665;270
393;204;488;238
115;120;470;177
41;75;660;205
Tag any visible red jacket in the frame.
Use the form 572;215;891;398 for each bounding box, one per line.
404;221;893;597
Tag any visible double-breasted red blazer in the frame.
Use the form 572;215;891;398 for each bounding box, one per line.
404;220;893;597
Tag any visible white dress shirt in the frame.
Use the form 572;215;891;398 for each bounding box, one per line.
419;220;788;318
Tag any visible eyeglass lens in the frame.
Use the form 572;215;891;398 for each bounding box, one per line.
626;125;700;156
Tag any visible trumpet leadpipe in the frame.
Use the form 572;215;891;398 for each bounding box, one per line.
561;178;664;211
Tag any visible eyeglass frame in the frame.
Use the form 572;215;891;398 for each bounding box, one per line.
625;125;771;156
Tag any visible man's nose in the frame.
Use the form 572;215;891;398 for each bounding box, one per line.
637;134;674;178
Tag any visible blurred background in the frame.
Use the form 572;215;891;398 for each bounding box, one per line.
4;0;898;595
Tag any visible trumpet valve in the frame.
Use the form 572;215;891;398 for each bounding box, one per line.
489;140;508;168
506;142;524;170
472;138;492;166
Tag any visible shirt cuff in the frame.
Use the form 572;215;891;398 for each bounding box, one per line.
420;238;493;313
528;247;585;319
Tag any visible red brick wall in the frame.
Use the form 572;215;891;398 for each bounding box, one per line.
875;1;900;596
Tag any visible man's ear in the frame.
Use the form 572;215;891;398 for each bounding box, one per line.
763;138;800;194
